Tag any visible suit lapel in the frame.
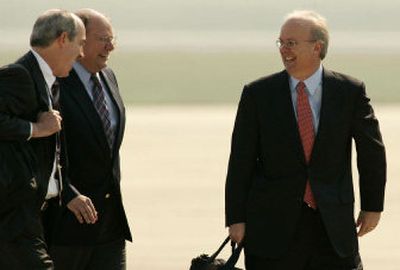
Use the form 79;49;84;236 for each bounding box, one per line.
23;52;51;110
61;70;111;157
100;69;125;157
310;68;343;164
275;71;306;165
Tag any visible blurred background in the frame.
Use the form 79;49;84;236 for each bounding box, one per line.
1;0;400;103
1;1;399;269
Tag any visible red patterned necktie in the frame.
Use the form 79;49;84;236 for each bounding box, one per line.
296;81;317;209
91;74;115;151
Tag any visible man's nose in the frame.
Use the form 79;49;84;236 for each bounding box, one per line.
106;42;114;51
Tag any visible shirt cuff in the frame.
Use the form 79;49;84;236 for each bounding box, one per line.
27;122;33;140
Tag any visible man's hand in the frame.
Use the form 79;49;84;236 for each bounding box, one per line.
31;110;62;138
356;211;381;237
67;195;98;224
229;222;246;244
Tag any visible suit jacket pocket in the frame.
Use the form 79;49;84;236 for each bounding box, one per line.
0;143;39;207
246;177;302;214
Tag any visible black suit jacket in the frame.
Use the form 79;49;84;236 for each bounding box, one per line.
225;68;386;258
0;63;41;242
0;52;77;241
46;67;132;245
15;52;78;204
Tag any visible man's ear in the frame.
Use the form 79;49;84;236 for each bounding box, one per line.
313;41;323;57
56;32;69;48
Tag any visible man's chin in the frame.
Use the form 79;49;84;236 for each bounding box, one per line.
98;62;108;70
53;69;71;78
284;65;294;75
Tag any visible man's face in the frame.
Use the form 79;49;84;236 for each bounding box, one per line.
278;19;321;80
79;16;115;73
55;22;86;77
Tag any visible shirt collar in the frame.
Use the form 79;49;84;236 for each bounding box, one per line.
30;48;56;89
73;61;93;85
289;64;323;96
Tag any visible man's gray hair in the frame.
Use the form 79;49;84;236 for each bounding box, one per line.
285;10;330;60
30;9;81;48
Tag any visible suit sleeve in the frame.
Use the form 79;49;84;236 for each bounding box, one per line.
352;82;386;212
0;114;31;141
225;86;259;226
59;126;80;205
0;64;34;141
61;177;81;205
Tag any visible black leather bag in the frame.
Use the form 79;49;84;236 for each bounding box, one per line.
189;236;243;270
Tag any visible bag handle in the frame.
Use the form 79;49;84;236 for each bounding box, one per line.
208;236;231;261
220;241;243;270
208;236;243;269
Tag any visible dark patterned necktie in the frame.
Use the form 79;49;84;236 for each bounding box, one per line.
91;74;114;150
51;80;60;110
51;80;63;202
296;81;317;209
50;80;61;156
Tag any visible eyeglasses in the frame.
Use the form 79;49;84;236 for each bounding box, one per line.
96;35;117;46
276;39;316;49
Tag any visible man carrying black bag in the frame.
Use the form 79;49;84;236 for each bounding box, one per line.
225;10;385;270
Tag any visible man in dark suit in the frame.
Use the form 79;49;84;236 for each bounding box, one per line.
0;64;39;246
225;10;386;270
0;9;95;269
45;9;132;270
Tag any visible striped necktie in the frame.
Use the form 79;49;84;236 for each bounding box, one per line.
91;74;114;151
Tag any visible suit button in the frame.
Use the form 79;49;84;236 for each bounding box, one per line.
30;177;37;189
105;193;111;199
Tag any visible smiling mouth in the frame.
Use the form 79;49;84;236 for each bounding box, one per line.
283;56;296;66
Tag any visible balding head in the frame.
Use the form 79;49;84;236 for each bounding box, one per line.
283;10;329;60
75;9;110;32
278;10;329;80
74;9;115;73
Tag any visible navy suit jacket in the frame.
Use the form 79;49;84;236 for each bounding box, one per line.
225;68;386;258
44;67;132;245
0;52;78;241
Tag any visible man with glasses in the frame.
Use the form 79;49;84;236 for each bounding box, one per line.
43;9;132;270
225;10;386;269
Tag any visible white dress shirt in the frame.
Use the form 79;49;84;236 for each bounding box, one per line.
30;49;59;199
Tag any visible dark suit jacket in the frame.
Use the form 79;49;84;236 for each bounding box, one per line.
0;52;77;241
45;67;132;245
225;68;386;259
0;63;40;242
